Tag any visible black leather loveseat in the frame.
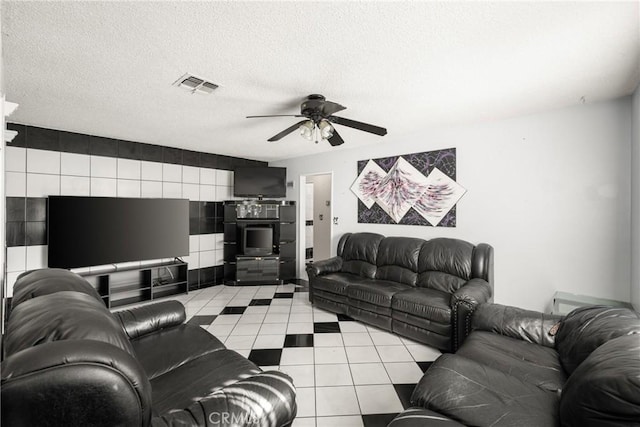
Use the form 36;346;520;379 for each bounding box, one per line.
388;303;640;426
1;269;297;427
307;232;493;352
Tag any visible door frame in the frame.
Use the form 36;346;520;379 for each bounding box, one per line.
297;172;333;279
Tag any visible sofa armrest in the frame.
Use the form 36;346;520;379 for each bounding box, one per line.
451;278;492;351
471;303;563;348
2;340;152;427
151;370;297;427
114;300;186;340
306;256;343;277
388;408;466;427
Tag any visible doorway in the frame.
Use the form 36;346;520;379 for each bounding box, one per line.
298;172;332;279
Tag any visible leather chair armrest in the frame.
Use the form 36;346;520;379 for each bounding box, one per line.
388;408;466;427
451;278;492;351
2;340;152;427
151;370;297;427
471;303;563;348
114;300;186;340
306;256;343;277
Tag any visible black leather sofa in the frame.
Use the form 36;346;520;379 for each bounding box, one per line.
388;303;640;426
1;269;297;427
307;232;493;352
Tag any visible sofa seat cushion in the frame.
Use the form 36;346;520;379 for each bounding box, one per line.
411;354;559;426
392;288;451;324
456;331;566;392
131;323;226;380
313;272;370;296
150;348;262;416
347;280;411;308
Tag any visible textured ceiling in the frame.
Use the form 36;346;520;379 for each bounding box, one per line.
3;1;639;161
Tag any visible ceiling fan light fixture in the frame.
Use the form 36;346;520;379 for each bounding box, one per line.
318;120;333;140
299;120;315;140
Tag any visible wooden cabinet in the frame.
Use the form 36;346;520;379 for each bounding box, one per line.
80;261;188;308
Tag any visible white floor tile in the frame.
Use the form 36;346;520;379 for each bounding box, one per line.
314;363;352;386
314;347;348;364
287;323;314;334
315;386;360;416
350;363;391;385
316;416;363;427
313;312;339;322
292;417;316;427
369;332;404;346
376;346;414;362
295;387;316;418
355;384;404;414
338;322;368;333
244;306;269;315
237;313;266;324
252;334;285;349
314;333;344;347
212;314;241;325
405;344;442;362
383;362;425;384
224;335;256;350
207;323;235;337
280;348;314;365
289;313;314;323
264;313;290;323
279;364;315;388
342;332;374;347
259;323;288;335
232;323;262;336
345;346;381;364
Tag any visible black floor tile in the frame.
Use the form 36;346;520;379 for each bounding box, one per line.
249;299;272;306
393;384;417;409
220;306;247;314
284;334;314;348
248;349;282;367
417;362;433;373
273;292;294;299
187;315;217;326
337;313;355;321
314;322;341;333
362;413;400;427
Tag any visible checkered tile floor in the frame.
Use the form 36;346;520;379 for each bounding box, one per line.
162;282;442;427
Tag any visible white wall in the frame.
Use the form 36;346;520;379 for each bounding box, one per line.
273;98;633;312
631;86;640;311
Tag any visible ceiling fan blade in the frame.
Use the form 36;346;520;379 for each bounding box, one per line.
327;128;345;146
330;116;387;136
320;101;346;117
267;120;309;142
247;114;304;118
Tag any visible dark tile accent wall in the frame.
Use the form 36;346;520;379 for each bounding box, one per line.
6;197;48;247
6;123;267;171
188;201;223;235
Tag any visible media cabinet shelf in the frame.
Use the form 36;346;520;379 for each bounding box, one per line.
223;200;296;285
79;260;188;309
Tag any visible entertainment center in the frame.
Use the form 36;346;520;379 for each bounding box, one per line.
223;200;296;285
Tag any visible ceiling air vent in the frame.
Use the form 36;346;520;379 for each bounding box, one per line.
173;73;219;94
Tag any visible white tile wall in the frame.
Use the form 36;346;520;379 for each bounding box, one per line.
27;149;60;174
117;158;141;180
6;146;26;172
61;152;90;176
6;171;26;197
163;164;182;182
91;156;117;178
141;161;163;181
6;151;237;296
61;176;90;196
27;173;60;197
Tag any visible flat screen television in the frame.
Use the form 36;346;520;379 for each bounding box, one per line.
243;226;273;256
234;167;286;198
48;196;189;269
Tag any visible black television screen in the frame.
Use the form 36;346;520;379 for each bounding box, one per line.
48;196;189;269
243;227;273;256
234;167;286;198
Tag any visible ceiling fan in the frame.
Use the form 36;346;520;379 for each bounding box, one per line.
246;94;387;146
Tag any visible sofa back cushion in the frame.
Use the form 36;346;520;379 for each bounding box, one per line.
11;268;102;309
4;291;136;359
340;232;384;278
560;334;640;425
375;237;422;286
417;238;474;293
555;305;640;375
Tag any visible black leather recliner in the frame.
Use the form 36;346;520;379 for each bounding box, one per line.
388;303;640;426
1;269;297;427
307;232;494;352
